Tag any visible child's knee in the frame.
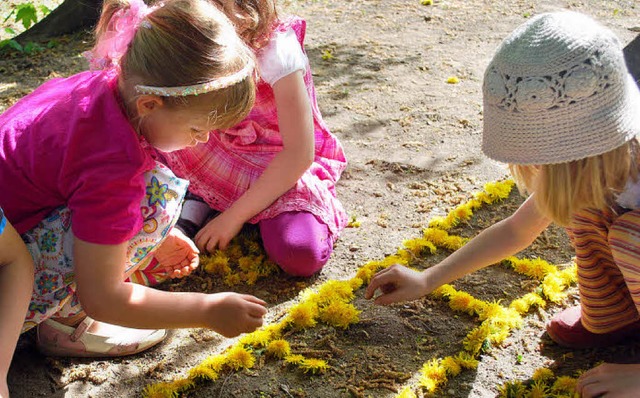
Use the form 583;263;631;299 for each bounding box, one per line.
264;235;332;277
608;210;640;262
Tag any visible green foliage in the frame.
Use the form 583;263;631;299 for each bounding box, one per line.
15;3;38;29
1;2;54;54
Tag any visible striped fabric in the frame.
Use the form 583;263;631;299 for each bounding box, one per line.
161;17;347;241
566;206;640;333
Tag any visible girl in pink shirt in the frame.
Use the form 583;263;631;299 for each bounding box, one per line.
158;0;347;277
0;0;267;358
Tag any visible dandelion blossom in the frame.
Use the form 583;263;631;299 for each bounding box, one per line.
299;358;329;374
319;301;361;329
266;339;291;359
224;346;255;370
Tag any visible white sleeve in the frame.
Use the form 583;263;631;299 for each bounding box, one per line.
257;27;307;86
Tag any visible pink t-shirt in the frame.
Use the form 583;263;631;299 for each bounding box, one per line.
0;70;155;244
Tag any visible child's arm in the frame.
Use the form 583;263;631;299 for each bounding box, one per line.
365;195;551;305
195;71;314;252
0;220;34;396
73;237;266;336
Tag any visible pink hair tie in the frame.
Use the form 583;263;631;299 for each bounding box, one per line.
84;0;156;70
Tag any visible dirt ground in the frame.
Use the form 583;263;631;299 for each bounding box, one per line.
3;0;640;397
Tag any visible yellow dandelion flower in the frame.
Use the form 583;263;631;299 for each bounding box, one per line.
201;252;231;275
510;293;545;314
453;203;473;221
224;346;255;370
463;323;491;354
243;270;260;285
188;364;219;381
446;76;460;84
431;284;456;299
223;273;241;286
542;274;569;303
266;339;291;359
403;237;436;255
558;264;577;285
238;329;272;348
285;301;318;329
349;277;364;290
441;356;462;376
418;359;447;392
226;244;244;260
143;378;194;398
551;376;577;393
428;215;451;230
448;291;479;315
200;355;226;372
421;359;447;383
483;180;514;201
299;358;329;374
262;323;284;340
454;352;479;369
497;381;526;398
284;354;305;365
317;280;355;303
238;256;255;272
246;240;263;255
532;367;554;382
319;301;361;329
527;380;549;398
397;386;417;398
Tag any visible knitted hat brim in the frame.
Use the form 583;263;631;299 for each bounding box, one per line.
482;73;640;165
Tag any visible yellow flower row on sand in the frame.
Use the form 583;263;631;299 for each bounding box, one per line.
143;180;577;397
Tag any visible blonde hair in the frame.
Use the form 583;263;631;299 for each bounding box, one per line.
212;0;278;49
510;139;639;225
94;0;256;129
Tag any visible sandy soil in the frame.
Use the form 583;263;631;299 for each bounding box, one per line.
3;0;640;397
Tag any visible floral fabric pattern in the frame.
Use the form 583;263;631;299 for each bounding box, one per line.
21;162;187;332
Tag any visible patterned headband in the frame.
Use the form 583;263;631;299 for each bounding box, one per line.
134;59;255;96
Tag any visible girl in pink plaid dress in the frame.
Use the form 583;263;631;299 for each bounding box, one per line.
160;0;348;277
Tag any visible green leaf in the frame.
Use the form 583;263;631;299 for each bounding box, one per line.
15;3;38;30
38;5;52;17
47;39;59;49
8;39;24;52
5;27;16;35
3;9;15;24
23;41;43;54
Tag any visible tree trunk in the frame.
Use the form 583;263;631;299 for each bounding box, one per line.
16;0;103;43
624;34;640;87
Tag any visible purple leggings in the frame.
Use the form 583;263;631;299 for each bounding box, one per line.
259;211;333;277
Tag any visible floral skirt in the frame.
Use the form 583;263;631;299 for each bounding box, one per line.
21;163;188;332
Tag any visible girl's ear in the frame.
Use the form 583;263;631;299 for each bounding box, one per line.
135;95;164;118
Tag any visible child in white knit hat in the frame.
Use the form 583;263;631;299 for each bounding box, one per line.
365;11;640;397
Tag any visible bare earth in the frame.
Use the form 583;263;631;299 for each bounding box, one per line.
3;0;640;397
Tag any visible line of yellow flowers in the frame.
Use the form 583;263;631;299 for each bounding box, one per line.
144;179;576;397
391;180;578;397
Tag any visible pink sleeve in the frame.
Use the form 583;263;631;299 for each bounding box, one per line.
66;159;148;245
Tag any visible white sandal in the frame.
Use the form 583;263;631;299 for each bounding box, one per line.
36;317;167;357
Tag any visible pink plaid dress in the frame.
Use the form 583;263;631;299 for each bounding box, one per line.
161;17;347;240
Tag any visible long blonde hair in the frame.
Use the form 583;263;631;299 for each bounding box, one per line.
510;139;639;225
94;0;256;129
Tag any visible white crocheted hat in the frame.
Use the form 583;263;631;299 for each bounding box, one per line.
482;11;640;165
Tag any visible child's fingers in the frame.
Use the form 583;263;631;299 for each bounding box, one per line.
243;294;267;307
189;255;199;269
364;270;395;299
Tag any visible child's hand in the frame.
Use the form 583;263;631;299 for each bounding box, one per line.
364;264;430;305
577;363;640;398
205;293;267;337
195;211;244;253
154;228;200;278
